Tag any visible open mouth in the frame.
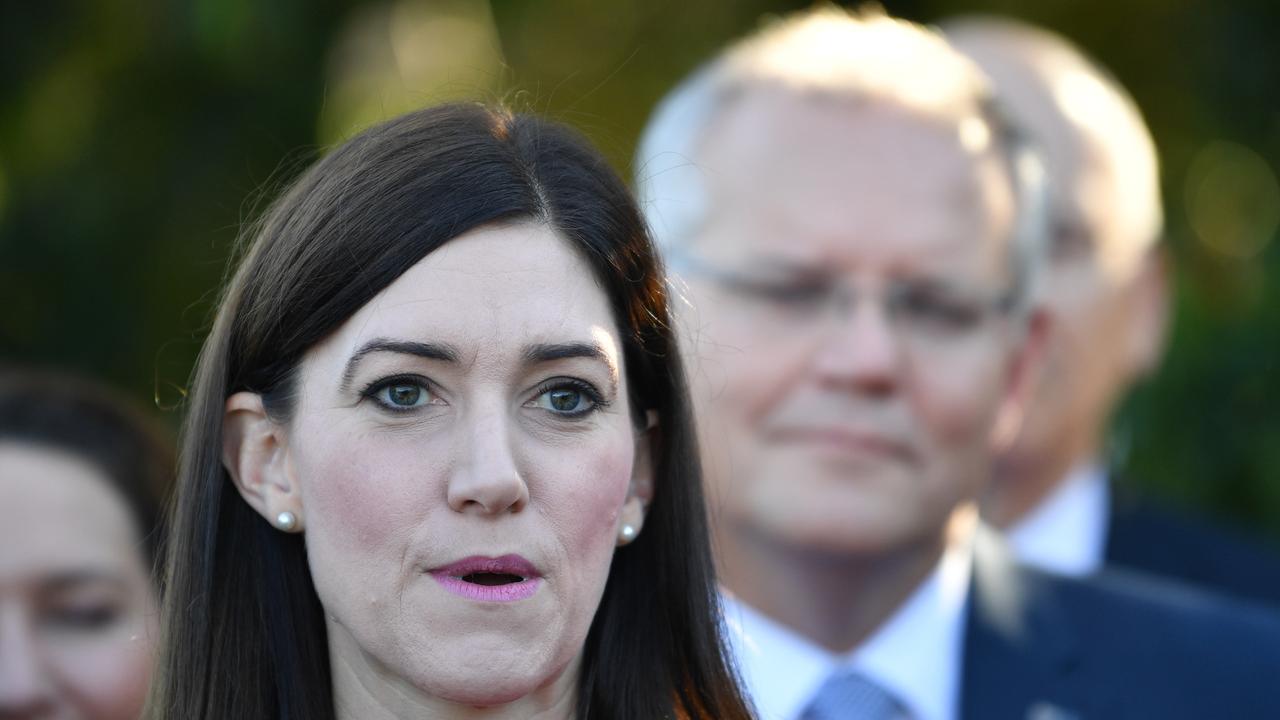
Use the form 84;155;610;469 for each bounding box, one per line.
461;572;525;586
429;554;542;602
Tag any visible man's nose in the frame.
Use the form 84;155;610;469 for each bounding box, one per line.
811;298;901;395
0;604;56;716
446;405;530;516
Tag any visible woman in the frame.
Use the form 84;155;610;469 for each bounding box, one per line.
148;104;753;719
0;369;172;719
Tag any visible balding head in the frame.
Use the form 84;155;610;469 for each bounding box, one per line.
638;7;1048;310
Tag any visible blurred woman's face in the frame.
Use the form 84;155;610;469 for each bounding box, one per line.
0;444;158;720
260;223;650;713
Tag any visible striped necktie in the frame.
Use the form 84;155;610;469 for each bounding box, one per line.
799;670;907;720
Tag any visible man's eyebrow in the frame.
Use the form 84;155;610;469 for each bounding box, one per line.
522;342;620;385
743;255;829;276
340;338;460;392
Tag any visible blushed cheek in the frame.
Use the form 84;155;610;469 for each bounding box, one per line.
307;454;399;543
552;443;635;566
294;431;434;604
725;354;791;422
57;633;154;720
693;299;796;427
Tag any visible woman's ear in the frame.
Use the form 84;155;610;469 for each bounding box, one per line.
618;410;658;546
223;392;304;532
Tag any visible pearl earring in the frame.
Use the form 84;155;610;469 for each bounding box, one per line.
619;524;638;544
275;511;297;532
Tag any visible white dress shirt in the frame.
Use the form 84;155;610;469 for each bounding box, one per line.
1005;463;1110;577
722;540;973;720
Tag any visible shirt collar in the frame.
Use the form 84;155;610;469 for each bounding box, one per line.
1005;463;1109;577
722;538;973;720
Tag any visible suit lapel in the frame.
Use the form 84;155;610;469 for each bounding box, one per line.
959;526;1106;720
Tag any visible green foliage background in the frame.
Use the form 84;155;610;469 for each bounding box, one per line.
1;1;1277;539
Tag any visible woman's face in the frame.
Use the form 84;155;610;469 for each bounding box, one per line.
252;222;650;711
0;443;158;720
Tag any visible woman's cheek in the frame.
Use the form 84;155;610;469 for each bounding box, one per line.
296;427;437;547
544;439;636;560
58;629;155;720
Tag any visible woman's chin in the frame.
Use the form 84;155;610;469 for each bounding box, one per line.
429;675;545;708
413;651;577;710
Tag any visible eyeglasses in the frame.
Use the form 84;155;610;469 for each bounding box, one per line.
675;254;1020;352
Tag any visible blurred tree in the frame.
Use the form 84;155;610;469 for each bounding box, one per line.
0;0;1276;536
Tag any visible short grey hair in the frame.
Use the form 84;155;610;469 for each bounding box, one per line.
943;15;1163;269
635;7;1048;310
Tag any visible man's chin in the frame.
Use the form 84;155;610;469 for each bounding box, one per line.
757;504;919;557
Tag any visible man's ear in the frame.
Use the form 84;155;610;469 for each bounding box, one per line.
1125;247;1170;380
223;392;304;532
992;307;1050;452
618;410;658;546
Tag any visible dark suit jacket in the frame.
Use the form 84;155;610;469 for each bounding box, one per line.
1106;490;1280;607
960;528;1280;719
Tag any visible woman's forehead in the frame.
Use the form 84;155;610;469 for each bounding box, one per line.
0;444;144;577
309;223;625;374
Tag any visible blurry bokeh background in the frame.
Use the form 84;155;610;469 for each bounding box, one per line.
1;0;1277;537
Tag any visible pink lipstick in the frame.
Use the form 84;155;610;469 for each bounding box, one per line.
429;555;542;602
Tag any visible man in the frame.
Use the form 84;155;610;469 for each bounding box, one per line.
636;8;1280;719
944;17;1280;604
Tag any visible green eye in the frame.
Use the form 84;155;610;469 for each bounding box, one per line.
385;384;423;406
366;379;434;411
548;389;583;412
532;381;602;418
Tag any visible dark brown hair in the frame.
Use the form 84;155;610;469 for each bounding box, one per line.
0;367;173;570
148;104;752;719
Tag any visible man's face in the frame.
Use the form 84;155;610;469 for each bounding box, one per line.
958;43;1166;479
679;89;1035;556
1010;125;1140;475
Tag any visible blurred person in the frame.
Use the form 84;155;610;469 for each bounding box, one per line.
637;7;1280;719
944;16;1280;605
0;368;172;719
146;103;753;720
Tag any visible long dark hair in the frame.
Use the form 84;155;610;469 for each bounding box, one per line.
147;103;751;719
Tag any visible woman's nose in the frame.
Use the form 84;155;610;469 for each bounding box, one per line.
445;406;529;516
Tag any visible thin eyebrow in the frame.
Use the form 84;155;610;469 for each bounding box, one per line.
522;342;620;392
340;338;460;392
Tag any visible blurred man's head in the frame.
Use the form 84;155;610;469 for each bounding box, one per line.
945;17;1168;525
636;8;1047;562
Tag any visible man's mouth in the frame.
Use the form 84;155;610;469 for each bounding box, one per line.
770;426;914;461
